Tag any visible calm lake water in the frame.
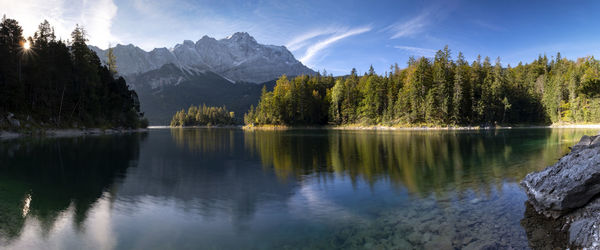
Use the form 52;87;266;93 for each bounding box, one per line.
0;128;597;249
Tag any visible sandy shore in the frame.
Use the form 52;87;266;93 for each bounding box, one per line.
0;128;148;140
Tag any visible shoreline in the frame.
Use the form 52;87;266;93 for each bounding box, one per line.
0;128;149;140
239;124;600;131
15;124;596;136
150;125;242;129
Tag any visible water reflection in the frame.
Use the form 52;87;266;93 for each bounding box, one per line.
0;134;146;244
244;129;587;196
0;128;597;249
118;129;296;227
171;128;236;153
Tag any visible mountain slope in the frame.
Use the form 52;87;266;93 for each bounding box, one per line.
90;32;314;83
128;63;275;125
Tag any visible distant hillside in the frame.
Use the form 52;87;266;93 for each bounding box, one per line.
127;63;276;125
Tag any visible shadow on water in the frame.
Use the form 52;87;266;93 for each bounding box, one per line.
0;133;146;244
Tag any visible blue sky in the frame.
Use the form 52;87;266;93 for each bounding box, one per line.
3;0;600;75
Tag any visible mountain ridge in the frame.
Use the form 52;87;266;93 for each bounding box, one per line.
90;32;315;84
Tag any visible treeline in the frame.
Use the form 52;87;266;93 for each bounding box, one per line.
0;16;147;129
245;46;600;126
170;104;236;126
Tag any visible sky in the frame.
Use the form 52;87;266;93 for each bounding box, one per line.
2;0;600;75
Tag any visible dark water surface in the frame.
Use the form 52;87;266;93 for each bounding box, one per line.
0;128;597;249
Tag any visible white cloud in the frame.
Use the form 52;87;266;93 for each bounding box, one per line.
299;26;371;66
0;0;119;48
385;12;430;39
383;3;455;40
285;29;337;51
394;46;437;57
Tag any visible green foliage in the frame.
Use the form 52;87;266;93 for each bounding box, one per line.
0;16;146;129
170;104;236;126
245;73;334;125
246;46;600;126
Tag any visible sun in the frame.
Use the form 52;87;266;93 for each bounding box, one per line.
23;41;30;50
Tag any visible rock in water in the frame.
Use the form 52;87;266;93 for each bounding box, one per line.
521;134;600;248
521;135;600;216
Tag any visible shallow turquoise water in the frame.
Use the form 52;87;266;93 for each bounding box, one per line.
0;128;596;249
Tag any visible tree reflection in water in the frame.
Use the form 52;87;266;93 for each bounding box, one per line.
0;133;146;244
244;129;589;197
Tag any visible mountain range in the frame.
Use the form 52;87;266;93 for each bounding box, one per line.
89;32;315;125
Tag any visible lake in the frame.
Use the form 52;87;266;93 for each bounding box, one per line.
0;128;596;249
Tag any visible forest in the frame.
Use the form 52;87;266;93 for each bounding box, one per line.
0;16;147;129
245;46;600;126
170;104;236;126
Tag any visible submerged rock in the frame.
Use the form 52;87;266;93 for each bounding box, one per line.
521;134;600;248
520;202;568;250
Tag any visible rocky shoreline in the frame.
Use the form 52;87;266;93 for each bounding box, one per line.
0;128;148;140
521;134;600;248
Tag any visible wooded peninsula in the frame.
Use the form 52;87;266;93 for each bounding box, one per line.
245;47;600;127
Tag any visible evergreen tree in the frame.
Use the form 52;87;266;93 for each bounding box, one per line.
0;17;147;129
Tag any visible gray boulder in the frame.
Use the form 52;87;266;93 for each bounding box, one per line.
521;134;600;248
521;135;600;217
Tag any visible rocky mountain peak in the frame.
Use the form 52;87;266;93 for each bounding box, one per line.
90;32;315;83
225;32;256;44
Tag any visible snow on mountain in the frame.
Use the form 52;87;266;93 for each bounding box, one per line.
90;32;315;85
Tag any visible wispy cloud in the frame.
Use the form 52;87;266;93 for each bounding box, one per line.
383;2;455;40
285;29;337;51
394;46;437;57
384;12;430;39
299;26;371;65
0;0;119;48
